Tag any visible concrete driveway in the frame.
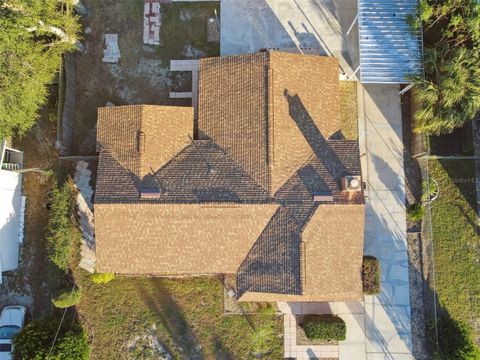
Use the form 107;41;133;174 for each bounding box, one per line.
359;84;413;359
220;0;359;76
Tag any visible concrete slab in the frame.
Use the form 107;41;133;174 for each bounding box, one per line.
220;0;360;77
359;84;412;358
339;313;366;360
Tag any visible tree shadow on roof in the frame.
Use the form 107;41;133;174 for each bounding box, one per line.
284;90;350;182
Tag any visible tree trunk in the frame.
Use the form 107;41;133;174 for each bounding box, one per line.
72;0;88;16
14;168;51;175
27;23;86;52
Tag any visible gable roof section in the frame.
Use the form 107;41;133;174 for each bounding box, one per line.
95;203;279;275
268;52;341;194
97;105;193;179
198;53;269;191
198;51;341;195
238;203;365;302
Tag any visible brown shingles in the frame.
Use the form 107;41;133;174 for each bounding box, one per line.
198;51;342;196
97;105;193;179
268;52;341;194
238;203;365;302
95;203;279;274
198;53;269;191
95;51;366;303
95;140;270;203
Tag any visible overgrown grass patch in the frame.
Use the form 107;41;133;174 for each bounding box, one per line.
158;2;220;63
74;271;282;359
339;81;358;140
428;159;480;350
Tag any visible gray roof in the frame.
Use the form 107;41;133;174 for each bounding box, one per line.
358;0;423;83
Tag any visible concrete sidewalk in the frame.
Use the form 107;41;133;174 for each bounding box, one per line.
359;84;413;359
279;302;366;360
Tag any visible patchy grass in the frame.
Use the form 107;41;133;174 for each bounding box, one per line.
159;2;220;63
339;81;358;140
74;271;282;359
428;159;480;344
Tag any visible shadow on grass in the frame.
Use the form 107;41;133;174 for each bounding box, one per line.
137;279;205;359
213;336;235;360
437;159;477;213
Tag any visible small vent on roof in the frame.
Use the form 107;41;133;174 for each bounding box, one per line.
139;188;161;199
342;176;362;192
137;131;145;153
312;191;334;202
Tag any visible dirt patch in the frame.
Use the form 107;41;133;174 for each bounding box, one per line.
0;91;58;318
73;0;219;153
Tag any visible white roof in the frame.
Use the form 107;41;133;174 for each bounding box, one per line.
0;170;22;272
358;0;423;83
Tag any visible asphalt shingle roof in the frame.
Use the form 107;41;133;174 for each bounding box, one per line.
95;51;365;302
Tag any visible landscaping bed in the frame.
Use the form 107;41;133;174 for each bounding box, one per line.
295;315;338;346
295;315;345;345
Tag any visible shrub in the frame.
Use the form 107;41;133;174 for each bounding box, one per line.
428;316;480;360
13;318;90;360
46;181;81;273
302;315;346;341
362;256;380;295
91;272;116;284
52;288;82;308
407;203;425;222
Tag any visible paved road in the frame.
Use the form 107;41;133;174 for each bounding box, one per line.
359;84;413;359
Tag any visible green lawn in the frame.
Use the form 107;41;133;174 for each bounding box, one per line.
429;159;480;342
75;271;282;359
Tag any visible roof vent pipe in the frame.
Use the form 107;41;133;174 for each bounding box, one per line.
137;131;145;153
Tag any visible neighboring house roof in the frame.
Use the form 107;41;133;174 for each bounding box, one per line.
198;51;341;195
95;203;278;275
0;170;22;274
95;51;365;302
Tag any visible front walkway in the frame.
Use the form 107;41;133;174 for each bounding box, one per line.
359;84;413;359
279;302;366;360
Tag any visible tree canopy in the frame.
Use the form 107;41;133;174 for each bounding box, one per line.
0;0;80;139
413;0;480;135
13;317;90;360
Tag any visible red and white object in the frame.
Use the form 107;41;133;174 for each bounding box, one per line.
144;1;161;45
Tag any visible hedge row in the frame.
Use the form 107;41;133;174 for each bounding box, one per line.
362;256;380;295
302;315;346;341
